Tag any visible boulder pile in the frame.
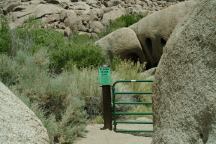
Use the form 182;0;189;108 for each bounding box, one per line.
0;0;186;36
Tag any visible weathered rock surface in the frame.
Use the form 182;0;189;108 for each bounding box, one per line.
153;0;216;143
0;0;187;36
0;81;49;144
96;28;145;63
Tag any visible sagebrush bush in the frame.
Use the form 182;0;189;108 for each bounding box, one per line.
66;67;102;117
3;50;87;143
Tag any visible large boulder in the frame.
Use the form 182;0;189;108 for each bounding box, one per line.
130;0;197;68
34;4;62;18
153;0;216;143
0;82;49;144
96;28;145;63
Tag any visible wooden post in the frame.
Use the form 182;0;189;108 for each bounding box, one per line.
101;85;112;130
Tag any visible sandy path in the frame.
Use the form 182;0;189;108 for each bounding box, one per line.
75;124;152;144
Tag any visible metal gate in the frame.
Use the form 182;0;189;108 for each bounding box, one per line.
112;80;153;133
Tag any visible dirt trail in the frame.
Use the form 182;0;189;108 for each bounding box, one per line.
75;123;152;144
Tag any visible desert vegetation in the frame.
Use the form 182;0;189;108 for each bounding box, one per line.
99;14;144;37
0;14;151;143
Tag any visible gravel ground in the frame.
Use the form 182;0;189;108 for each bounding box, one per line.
75;123;152;144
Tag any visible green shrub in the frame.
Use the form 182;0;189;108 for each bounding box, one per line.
50;36;105;73
15;28;66;53
0;17;11;54
14;18;53;53
100;14;144;37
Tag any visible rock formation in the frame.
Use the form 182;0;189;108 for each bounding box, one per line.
0;82;49;144
153;0;216;143
97;0;196;68
130;0;196;67
96;28;145;63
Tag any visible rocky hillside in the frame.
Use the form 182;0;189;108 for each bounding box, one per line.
0;0;186;36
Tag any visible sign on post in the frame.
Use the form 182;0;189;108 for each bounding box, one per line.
98;66;112;86
98;65;112;130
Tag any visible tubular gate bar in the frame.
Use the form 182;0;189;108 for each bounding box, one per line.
112;80;154;133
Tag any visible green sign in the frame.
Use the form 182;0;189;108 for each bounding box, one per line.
98;66;112;85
